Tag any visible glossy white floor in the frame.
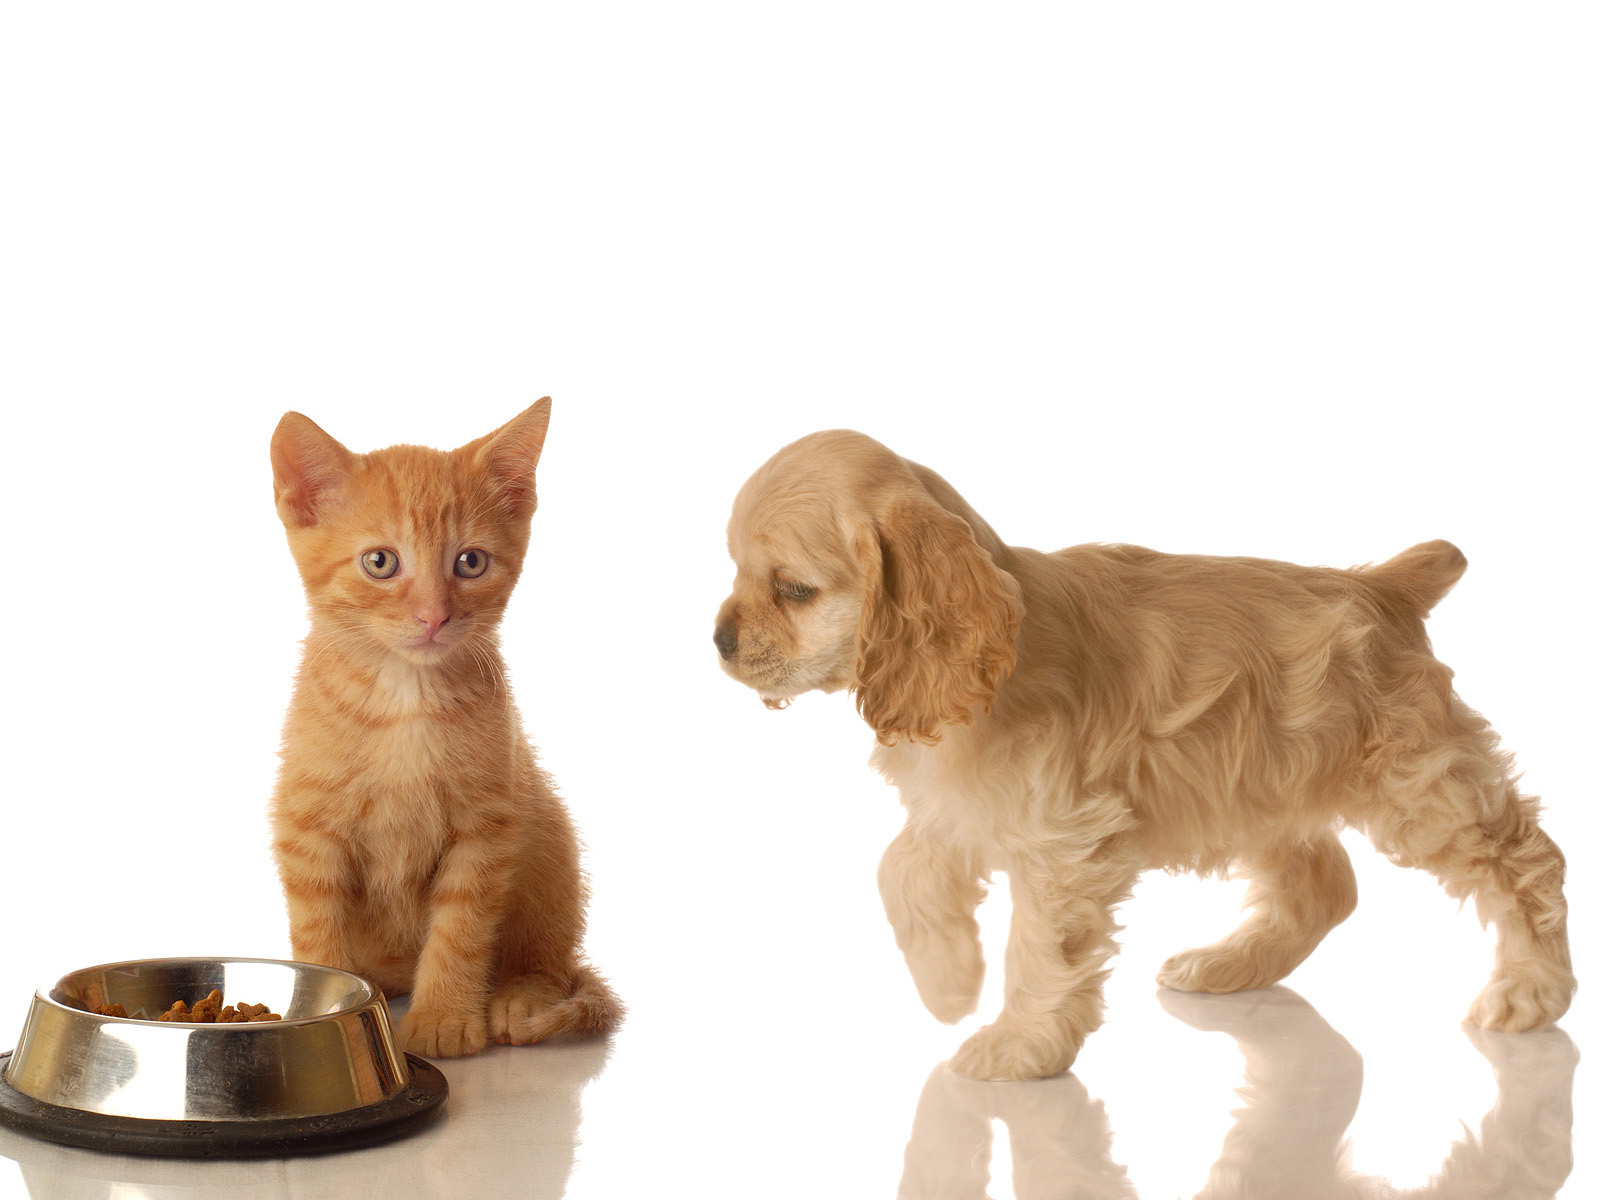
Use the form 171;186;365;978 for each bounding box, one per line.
0;816;1590;1198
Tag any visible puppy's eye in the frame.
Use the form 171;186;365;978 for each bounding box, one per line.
361;549;400;579
776;581;817;603
454;548;490;578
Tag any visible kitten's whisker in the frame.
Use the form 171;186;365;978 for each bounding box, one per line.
466;637;508;706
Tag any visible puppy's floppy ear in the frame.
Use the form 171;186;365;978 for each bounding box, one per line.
851;497;1024;745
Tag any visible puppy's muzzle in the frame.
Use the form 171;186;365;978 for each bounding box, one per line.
713;619;739;661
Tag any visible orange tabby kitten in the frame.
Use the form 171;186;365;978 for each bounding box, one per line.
268;398;621;1058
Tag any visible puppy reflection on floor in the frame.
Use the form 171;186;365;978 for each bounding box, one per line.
1161;989;1578;1200
714;431;1574;1080
899;1060;1135;1200
897;988;1577;1200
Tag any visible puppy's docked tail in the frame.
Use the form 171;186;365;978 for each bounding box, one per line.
1360;539;1468;617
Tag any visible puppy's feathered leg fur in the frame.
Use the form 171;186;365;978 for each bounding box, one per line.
879;825;988;1024
1356;693;1573;1030
952;825;1139;1081
1159;834;1358;993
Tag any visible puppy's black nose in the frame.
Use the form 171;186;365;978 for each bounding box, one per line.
713;622;738;661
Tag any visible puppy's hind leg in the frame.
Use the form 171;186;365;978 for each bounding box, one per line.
1360;696;1574;1031
1158;833;1358;994
879;825;988;1024
1461;815;1575;1031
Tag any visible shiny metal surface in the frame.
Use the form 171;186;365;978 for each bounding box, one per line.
2;959;410;1122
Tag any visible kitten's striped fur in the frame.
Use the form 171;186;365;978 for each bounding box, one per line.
269;399;620;1057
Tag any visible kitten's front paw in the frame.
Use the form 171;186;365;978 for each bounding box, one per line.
950;1019;1079;1082
400;1007;488;1058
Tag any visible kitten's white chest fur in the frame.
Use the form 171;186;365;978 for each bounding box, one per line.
373;658;434;714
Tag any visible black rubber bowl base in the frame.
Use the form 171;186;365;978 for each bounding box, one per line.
0;1051;447;1158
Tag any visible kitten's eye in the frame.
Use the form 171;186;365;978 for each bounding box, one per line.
361;549;400;579
776;580;817;603
455;548;490;578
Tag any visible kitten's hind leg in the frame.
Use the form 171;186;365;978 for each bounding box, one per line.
489;965;623;1045
1158;833;1357;994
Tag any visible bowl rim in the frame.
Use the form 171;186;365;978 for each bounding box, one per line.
43;956;382;1027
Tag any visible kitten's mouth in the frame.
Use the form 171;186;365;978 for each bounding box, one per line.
397;633;460;660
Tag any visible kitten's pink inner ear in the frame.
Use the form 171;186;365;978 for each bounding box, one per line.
482;397;552;516
271;412;354;528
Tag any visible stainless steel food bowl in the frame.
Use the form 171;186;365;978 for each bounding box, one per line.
0;958;447;1157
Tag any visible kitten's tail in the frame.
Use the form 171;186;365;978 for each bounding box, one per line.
490;964;624;1046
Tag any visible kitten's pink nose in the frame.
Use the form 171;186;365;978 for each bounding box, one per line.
415;611;451;640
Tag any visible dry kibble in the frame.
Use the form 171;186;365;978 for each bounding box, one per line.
85;990;281;1023
217;1004;269;1024
190;989;224;1022
150;991;281;1023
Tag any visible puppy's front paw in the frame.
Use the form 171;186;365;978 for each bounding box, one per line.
1467;965;1574;1032
904;934;985;1024
950;1020;1078;1082
400;1007;488;1058
1157;947;1224;993
1156;943;1279;994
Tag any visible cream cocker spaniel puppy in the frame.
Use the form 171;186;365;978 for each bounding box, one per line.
713;430;1573;1081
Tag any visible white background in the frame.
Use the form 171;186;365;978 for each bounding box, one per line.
1;3;1594;1197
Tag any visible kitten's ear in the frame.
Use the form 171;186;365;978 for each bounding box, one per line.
271;412;355;528
477;397;551;518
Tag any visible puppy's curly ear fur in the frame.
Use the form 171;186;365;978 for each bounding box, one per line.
852;498;1025;744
